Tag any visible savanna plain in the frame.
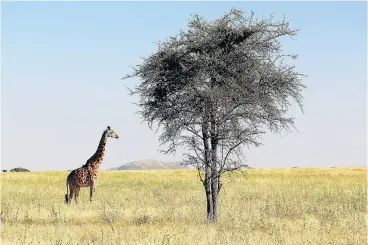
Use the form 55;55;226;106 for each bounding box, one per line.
1;168;367;245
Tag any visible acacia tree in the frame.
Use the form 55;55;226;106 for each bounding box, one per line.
123;9;305;222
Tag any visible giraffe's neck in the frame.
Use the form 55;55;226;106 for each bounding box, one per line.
84;130;108;169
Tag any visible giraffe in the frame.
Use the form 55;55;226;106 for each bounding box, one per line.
65;126;119;205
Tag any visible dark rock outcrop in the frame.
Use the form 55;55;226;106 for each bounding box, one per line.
10;167;30;172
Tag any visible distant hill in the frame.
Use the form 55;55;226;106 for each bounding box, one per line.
110;159;191;170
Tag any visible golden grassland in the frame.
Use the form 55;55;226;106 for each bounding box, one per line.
0;168;367;245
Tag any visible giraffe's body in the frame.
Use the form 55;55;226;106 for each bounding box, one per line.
65;126;119;204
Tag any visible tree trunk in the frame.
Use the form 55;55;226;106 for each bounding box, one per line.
202;94;221;223
205;170;214;221
202;119;214;221
210;156;218;221
210;118;219;221
209;95;220;222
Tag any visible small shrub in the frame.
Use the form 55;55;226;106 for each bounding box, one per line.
10;167;30;172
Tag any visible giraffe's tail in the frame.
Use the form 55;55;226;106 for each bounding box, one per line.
65;178;69;204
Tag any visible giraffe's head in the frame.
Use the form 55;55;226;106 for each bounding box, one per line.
105;126;119;139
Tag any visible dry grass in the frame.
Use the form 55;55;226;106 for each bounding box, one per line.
1;168;367;245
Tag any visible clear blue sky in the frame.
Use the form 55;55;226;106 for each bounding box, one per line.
1;1;367;171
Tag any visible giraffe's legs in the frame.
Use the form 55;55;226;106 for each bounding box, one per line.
89;185;93;202
74;187;80;204
68;186;75;205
